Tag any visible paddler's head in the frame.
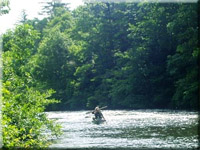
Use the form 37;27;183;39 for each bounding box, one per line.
95;106;100;111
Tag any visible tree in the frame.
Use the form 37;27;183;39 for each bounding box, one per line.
2;24;62;148
4;2;197;112
30;11;75;109
167;4;198;109
0;0;10;15
18;9;28;24
39;0;69;19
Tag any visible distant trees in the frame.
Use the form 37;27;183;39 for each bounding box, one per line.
18;9;28;24
2;1;198;148
24;2;198;111
0;0;10;15
39;0;70;18
64;3;198;110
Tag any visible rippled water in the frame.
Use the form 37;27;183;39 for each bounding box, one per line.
46;110;199;149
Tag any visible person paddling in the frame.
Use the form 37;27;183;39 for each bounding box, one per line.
92;106;106;120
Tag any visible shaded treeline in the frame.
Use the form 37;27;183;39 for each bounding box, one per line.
3;2;199;111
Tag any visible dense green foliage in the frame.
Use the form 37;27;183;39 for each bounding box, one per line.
2;24;62;148
7;1;197;111
2;1;199;147
28;2;197;110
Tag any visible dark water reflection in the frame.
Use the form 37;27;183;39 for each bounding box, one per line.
46;110;198;149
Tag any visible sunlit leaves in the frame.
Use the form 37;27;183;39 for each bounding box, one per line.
2;24;62;148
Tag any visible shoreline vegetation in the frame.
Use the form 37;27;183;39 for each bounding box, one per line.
1;0;199;149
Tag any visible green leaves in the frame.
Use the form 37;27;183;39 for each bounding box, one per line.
2;4;198;147
166;4;198;109
2;24;62;148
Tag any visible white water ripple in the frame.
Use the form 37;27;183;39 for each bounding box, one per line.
46;110;198;149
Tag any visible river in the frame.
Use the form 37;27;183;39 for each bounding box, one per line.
46;110;198;149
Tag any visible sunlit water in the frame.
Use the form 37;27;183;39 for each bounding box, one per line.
46;110;199;149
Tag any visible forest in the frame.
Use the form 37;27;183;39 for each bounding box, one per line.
1;0;199;148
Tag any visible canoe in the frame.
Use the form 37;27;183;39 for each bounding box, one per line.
92;118;106;124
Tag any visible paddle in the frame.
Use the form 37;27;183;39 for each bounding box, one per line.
101;113;106;121
86;106;107;114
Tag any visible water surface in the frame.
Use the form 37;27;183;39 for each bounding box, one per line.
47;110;198;149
